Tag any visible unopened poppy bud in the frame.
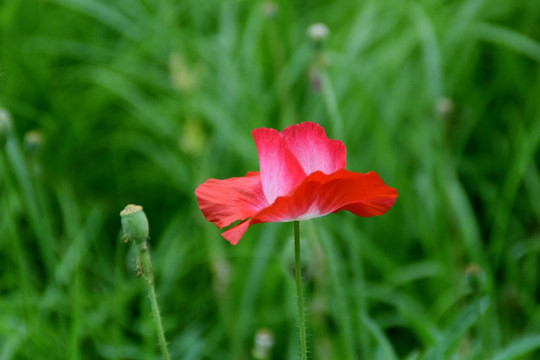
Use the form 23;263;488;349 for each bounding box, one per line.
120;204;149;246
24;130;44;155
0;108;12;147
465;264;485;294
307;23;329;43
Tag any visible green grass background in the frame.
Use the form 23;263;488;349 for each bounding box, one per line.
1;0;540;359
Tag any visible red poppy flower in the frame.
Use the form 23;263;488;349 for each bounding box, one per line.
195;122;397;245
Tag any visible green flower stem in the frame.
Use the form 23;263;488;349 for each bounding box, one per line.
294;221;308;360
138;242;170;360
120;205;170;360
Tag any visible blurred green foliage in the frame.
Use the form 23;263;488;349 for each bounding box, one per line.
1;0;540;359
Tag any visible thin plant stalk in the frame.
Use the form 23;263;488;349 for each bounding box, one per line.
294;221;308;360
120;205;170;360
1;153;31;325
138;242;170;360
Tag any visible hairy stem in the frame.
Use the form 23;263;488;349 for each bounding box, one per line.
294;221;308;359
120;205;170;360
139;243;170;360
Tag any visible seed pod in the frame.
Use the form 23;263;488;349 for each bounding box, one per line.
120;204;149;246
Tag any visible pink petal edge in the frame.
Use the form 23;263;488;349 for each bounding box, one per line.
252;127;306;204
281;122;346;175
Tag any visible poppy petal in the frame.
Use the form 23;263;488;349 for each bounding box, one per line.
252;127;306;204
195;171;268;229
281;122;346;175
221;219;252;245
218;169;397;244
253;169;397;223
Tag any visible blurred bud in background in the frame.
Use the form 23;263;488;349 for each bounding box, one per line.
24;130;45;174
464;264;486;295
0;107;12;148
169;52;198;93
435;97;454;118
308;67;322;92
178;119;207;156
308;54;329;93
251;328;275;360
260;1;279;19
307;23;329;45
24;130;44;156
306;23;330;92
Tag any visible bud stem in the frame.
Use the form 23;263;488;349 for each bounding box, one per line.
120;205;170;360
139;243;170;360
